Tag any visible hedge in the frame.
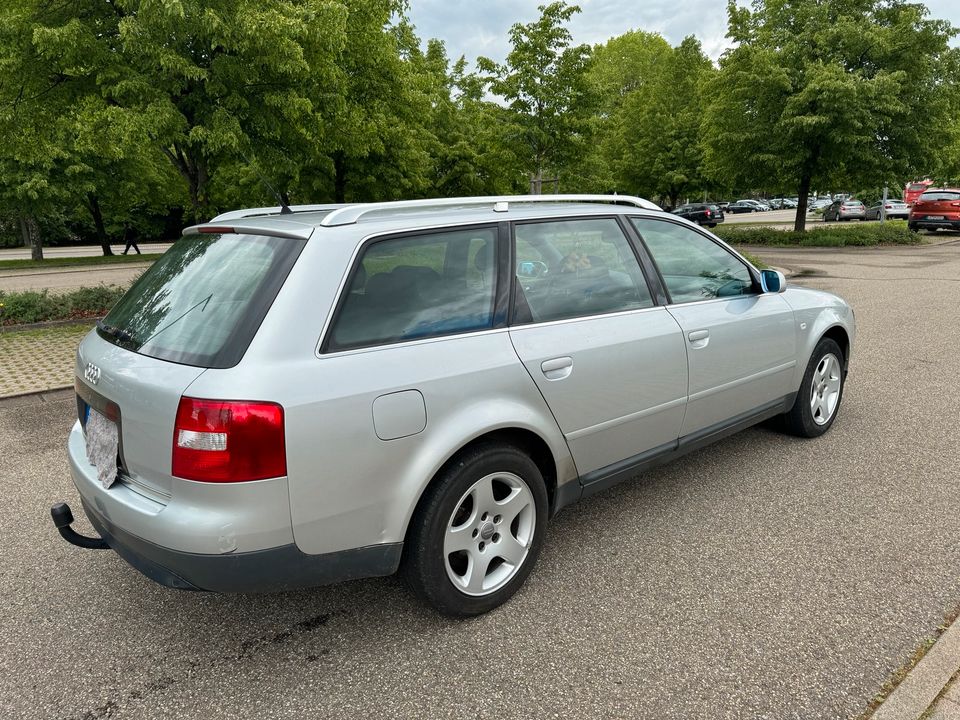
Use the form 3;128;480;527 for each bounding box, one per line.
0;285;127;325
713;220;921;246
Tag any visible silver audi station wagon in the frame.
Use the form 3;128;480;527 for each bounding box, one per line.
53;195;855;616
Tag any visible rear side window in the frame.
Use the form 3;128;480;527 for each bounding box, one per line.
98;234;304;368
513;218;653;323
631;218;754;303
919;191;960;202
327;226;498;351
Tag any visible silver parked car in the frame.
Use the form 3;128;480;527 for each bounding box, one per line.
865;200;910;221
53;195;856;616
824;199;867;221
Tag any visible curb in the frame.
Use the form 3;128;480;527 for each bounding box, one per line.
869;610;960;719
0;386;73;409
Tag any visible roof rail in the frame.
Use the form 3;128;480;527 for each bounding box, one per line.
318;194;662;227
209;204;346;223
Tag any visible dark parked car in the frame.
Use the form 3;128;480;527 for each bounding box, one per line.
908;189;960;231
725;201;758;214
865;200;909;221
823;200;866;222
671;203;725;228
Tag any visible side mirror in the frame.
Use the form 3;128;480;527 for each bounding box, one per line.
517;260;548;279
760;269;787;293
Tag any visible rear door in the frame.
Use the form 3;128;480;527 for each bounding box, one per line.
630;217;797;438
507;217;687;476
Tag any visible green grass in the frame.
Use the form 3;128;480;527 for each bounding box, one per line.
0;286;127;325
0;251;163;271
714;220;921;247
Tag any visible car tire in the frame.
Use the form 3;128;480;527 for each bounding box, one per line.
707;223;717;228
782;337;845;438
401;443;549;616
908;222;918;232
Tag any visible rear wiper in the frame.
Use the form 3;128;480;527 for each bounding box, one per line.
96;319;135;343
141;294;213;346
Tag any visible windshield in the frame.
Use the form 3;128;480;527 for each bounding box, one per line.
98;233;305;368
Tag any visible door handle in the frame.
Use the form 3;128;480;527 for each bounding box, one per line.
541;356;573;380
687;329;710;348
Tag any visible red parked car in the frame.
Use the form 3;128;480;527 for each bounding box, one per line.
908;189;960;232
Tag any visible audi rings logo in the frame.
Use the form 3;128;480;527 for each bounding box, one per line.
84;362;101;386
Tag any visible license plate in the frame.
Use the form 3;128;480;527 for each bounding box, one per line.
926;215;945;220
85;408;119;488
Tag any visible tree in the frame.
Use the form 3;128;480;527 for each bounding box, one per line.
478;2;593;192
570;30;672;194
705;0;960;231
617;36;715;206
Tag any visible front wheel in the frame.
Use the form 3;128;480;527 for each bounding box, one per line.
783;338;845;437
402;444;548;616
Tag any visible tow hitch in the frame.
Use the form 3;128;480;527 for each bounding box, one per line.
50;502;110;550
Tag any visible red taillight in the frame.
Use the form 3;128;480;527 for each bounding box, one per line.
197;226;234;234
705;209;712;217
172;397;286;482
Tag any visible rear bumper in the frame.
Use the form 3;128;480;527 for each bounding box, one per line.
80;498;402;592
910;217;960;229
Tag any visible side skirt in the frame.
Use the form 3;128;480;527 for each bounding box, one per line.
554;393;797;513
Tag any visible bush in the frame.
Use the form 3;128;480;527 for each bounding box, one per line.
714;220;920;246
0;285;127;325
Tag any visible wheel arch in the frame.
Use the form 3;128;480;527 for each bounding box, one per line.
400;426;566;549
821;325;850;369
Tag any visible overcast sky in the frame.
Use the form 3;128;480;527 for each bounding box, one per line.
406;0;960;64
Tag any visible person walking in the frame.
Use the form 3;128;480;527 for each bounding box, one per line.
122;226;140;255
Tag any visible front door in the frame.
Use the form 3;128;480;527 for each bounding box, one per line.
629;217;797;438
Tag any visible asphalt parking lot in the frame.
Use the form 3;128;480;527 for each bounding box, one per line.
3;240;960;719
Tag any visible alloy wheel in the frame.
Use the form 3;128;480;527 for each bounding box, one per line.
810;352;842;425
443;472;536;597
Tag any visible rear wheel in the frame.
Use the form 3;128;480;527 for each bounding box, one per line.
402;444;548;616
783;338;845;438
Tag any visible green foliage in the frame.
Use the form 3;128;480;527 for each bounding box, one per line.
478;3;594;187
704;0;960;230
0;286;127;325
713;220;920;246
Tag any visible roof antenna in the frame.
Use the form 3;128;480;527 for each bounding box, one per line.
239;148;292;214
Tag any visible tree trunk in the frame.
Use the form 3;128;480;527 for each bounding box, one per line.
794;173;812;232
19;216;43;260
161;143;209;223
86;193;114;256
333;152;347;203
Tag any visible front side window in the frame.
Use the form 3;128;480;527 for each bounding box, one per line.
630;218;755;304
327;226;498;351
513;218;653;323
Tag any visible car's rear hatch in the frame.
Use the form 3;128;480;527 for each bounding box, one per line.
79;231;306;498
912;190;960;220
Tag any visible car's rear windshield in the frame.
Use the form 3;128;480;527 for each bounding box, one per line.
843;201;863;206
919;191;960;202
97;233;305;368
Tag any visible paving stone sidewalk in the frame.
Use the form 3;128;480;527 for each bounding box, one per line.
0;323;90;397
